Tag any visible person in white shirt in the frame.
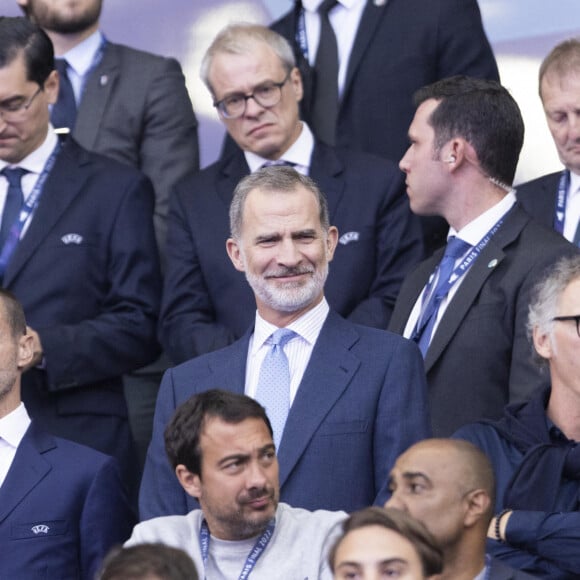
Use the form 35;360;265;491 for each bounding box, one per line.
129;389;345;580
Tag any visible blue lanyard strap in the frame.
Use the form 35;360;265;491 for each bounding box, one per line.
199;518;276;580
0;141;62;277
553;169;570;236
413;212;507;339
295;4;309;61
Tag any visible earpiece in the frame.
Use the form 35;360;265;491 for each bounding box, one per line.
447;155;456;164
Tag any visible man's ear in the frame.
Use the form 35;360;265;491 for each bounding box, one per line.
463;489;491;528
325;226;339;262
226;238;245;272
175;464;202;499
17;333;34;370
533;325;553;360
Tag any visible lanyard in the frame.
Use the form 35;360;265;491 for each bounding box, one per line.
0;142;62;277
199;518;275;580
553;169;570;236
295;4;310;61
414;212;508;338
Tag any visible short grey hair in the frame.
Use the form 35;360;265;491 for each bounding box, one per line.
229;166;330;240
527;255;580;364
200;23;296;94
539;37;580;98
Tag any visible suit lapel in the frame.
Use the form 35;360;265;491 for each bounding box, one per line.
3;141;89;287
216;152;249;209
0;423;54;523
424;208;528;372
206;331;251;394
74;42;119;149
277;312;361;487
309;142;345;221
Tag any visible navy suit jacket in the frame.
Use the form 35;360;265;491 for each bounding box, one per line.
271;0;499;164
389;205;579;436
72;40;199;254
516;171;562;231
140;311;430;519
6;138;161;464
489;558;538;580
0;422;133;580
161;142;424;364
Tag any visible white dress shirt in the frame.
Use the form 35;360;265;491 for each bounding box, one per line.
0;403;31;488
245;298;330;406
564;171;580;243
404;192;517;340
244;122;315;175
301;0;367;97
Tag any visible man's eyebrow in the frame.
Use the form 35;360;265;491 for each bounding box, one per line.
255;233;282;244
217;453;250;467
401;471;431;484
291;229;317;238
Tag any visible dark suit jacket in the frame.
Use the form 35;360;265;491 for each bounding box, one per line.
389;205;578;436
6;138;161;466
0;422;133;580
161;142;424;364
489;557;538;580
516;171;562;231
140;311;430;519
72;40;199;253
271;0;499;164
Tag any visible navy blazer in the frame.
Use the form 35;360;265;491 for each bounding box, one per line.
389;205;579;436
140;311;430;520
0;422;133;580
72;41;199;254
161;142;424;364
6;138;161;464
271;0;499;163
516;171;562;232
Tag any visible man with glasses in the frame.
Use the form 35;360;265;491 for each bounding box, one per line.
0;17;161;502
160;23;424;366
454;255;580;578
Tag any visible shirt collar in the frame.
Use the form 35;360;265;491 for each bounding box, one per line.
569;170;580;199
0;127;59;175
251;296;330;354
449;192;516;247
245;122;314;173
61;30;104;77
0;403;31;449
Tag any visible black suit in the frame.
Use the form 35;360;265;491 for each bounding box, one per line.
389;205;578;436
516;171;562;231
161;142;424;364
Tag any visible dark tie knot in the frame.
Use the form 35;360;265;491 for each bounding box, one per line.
318;0;338;15
1;167;28;187
269;328;296;348
55;58;70;76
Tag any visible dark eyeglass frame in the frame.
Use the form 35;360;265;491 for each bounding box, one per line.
213;70;292;119
552;315;580;337
0;86;43;122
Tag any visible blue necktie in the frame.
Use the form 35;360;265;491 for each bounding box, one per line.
255;328;296;450
415;236;470;357
51;59;77;131
0;168;27;249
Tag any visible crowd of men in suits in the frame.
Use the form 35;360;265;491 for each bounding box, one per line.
0;0;579;578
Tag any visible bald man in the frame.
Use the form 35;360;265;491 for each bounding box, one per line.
386;439;536;580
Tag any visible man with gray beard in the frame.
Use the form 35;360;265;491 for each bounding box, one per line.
140;166;430;520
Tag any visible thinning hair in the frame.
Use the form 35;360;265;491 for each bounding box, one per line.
229;166;330;240
414;75;524;186
0;17;54;86
99;544;199;580
200;23;295;94
527;255;580;364
164;389;273;476
539;37;580;98
329;507;444;577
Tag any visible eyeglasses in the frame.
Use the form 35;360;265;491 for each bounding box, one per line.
552;315;580;337
214;71;292;119
0;87;43;122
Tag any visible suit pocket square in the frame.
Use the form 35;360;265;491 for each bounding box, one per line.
11;520;68;539
339;231;360;245
61;233;84;245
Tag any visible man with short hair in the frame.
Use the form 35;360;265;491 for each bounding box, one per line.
128;390;345;579
389;76;578;436
0;17;161;494
160;23;424;365
0;288;133;580
140;166;430;519
517;38;580;247
455;255;580;578
386;439;536;580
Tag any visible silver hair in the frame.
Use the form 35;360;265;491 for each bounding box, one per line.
527;255;580;365
229;166;330;240
200;23;296;94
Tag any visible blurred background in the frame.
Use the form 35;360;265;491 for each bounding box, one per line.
1;0;578;183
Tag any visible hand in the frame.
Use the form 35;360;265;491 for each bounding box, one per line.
24;326;44;371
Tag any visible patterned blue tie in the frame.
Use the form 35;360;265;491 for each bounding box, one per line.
51;59;77;131
0;167;27;248
415;236;470;357
255;328;296;450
